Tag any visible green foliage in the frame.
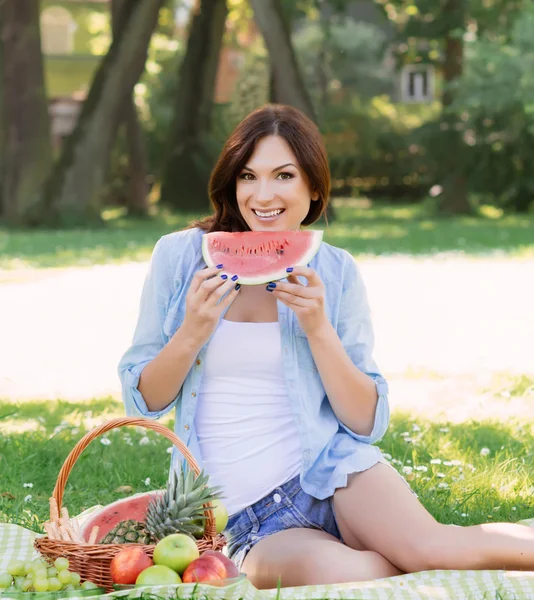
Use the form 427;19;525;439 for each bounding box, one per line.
448;5;534;212
293;19;393;101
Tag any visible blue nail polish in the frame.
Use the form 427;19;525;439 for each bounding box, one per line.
216;264;224;269
231;275;239;281
235;284;241;290
286;267;294;273
266;287;274;292
220;274;228;280
267;282;276;288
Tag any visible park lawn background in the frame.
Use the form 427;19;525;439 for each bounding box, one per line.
0;200;533;542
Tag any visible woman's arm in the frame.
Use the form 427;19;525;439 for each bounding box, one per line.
306;321;379;436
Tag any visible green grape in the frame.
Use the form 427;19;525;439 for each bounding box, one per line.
34;578;49;592
14;576;26;590
7;561;25;577
81;581;98;590
63;584;75;591
33;567;48;581
48;577;62;592
69;572;81;586
54;557;69;572
47;567;58;578
21;578;34;592
57;569;71;585
0;573;12;588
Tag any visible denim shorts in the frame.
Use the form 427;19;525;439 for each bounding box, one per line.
224;473;343;571
224;462;417;570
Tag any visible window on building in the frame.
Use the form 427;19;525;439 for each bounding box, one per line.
41;6;76;55
400;65;434;103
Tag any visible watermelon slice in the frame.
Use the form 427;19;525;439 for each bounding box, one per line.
201;230;323;285
80;491;162;543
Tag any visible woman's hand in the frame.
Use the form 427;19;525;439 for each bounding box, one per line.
181;265;240;346
266;267;328;336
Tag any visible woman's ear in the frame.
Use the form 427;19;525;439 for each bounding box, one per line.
311;191;320;201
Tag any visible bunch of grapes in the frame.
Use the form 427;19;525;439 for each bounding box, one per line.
0;557;99;593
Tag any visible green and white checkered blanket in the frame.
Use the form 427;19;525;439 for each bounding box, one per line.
1;520;534;600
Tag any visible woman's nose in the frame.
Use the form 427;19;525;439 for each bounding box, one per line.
257;180;275;202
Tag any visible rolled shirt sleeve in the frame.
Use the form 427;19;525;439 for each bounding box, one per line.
335;252;390;444
117;236;178;420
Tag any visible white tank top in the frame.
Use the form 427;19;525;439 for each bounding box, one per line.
194;319;302;516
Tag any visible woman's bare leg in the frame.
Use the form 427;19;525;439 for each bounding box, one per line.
241;527;402;589
333;463;534;573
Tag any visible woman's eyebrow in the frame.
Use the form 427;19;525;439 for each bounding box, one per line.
242;162;297;173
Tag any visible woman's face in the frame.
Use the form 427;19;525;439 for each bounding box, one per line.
235;135;319;231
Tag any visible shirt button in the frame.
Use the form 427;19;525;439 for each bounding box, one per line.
184;424;190;431
191;391;196;397
273;493;282;503
196;359;201;366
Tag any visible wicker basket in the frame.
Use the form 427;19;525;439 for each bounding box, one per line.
35;417;226;591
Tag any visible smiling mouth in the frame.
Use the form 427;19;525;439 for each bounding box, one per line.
252;208;285;218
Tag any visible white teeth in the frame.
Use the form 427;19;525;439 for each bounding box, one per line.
254;209;283;217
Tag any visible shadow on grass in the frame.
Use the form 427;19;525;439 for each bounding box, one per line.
1;201;533;270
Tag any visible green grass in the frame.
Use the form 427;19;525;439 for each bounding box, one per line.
1;397;532;534
0;200;533;271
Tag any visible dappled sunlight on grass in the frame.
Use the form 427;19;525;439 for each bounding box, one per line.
1;201;533;270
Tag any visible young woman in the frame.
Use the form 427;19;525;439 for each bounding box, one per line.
118;104;534;589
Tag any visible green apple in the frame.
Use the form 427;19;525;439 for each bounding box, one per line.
212;499;229;534
135;565;181;586
153;534;199;575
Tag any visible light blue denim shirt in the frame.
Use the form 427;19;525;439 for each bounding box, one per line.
118;227;389;500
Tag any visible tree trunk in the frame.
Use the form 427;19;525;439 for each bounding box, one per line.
0;0;52;225
159;0;227;213
439;0;470;215
112;0;150;218
250;0;316;122
36;0;164;228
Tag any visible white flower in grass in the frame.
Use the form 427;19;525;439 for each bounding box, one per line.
480;447;491;456
493;506;501;511
23;483;33;488
466;463;476;471
440;427;450;433
437;473;446;478
412;424;421;432
166;447;173;454
144;478;151;487
443;461;453;466
404;437;413;443
100;437;111;446
461;513;468;517
422;477;431;482
430;459;442;465
24;495;32;502
512;507;517;511
451;460;462;466
139;436;150;446
402;466;413;474
414;465;428;472
400;432;410;437
406;459;412;464
438;482;449;489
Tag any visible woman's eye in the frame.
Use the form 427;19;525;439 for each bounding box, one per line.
277;172;294;180
239;173;255;181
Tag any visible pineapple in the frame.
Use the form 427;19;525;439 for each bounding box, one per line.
100;519;154;545
145;467;222;541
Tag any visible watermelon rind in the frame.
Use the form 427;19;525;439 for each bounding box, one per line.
201;230;323;286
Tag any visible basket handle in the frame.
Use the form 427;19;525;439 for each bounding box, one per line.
51;417;217;538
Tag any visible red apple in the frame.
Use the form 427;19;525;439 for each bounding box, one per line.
182;555;226;583
110;547;153;585
202;551;239;578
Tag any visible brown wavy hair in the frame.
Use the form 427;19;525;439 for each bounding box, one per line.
188;104;331;233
